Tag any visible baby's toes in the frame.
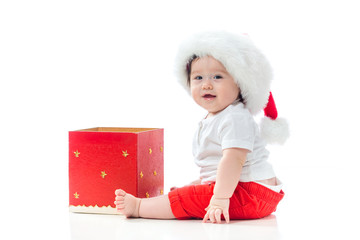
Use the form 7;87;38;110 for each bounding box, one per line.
115;195;125;201
114;200;123;207
115;189;126;196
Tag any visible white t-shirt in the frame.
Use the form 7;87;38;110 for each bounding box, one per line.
193;102;277;184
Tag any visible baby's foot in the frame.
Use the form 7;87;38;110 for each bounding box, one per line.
114;189;141;218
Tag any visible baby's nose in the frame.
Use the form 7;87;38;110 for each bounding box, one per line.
202;80;213;90
202;83;213;90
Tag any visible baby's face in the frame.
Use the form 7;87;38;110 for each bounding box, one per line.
190;56;240;117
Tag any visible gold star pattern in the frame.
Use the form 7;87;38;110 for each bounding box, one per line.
160;189;164;195
146;192;150;198
149;148;152;154
160;146;163;152
153;170;157;176
101;171;107;179
74;192;80;199
140;171;144;178
74;150;80;157
122;150;129;158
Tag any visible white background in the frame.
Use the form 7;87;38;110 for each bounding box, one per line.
1;0;359;239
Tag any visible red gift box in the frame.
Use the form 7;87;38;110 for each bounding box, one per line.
69;127;164;214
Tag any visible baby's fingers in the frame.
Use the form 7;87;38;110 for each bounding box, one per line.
223;208;230;223
203;208;224;224
214;208;222;223
202;211;210;223
209;209;216;223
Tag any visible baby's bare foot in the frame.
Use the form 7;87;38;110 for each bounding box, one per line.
114;189;141;218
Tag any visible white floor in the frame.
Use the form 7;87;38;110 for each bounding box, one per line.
69;214;281;240
3;166;359;240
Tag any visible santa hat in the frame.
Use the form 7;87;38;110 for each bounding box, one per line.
174;31;289;144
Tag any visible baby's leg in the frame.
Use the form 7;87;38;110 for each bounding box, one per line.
114;189;175;219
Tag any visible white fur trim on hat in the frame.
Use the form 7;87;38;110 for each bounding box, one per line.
260;117;290;145
174;31;273;115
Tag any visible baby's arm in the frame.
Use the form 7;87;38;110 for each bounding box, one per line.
203;148;248;223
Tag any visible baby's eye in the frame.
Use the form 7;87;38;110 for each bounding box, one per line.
214;75;223;79
194;76;203;80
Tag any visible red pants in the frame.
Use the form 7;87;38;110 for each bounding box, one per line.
168;182;284;220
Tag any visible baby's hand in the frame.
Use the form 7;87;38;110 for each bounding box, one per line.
203;196;230;224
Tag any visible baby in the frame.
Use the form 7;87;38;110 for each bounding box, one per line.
115;31;289;224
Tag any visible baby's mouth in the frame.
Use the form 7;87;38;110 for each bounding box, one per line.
202;94;216;99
